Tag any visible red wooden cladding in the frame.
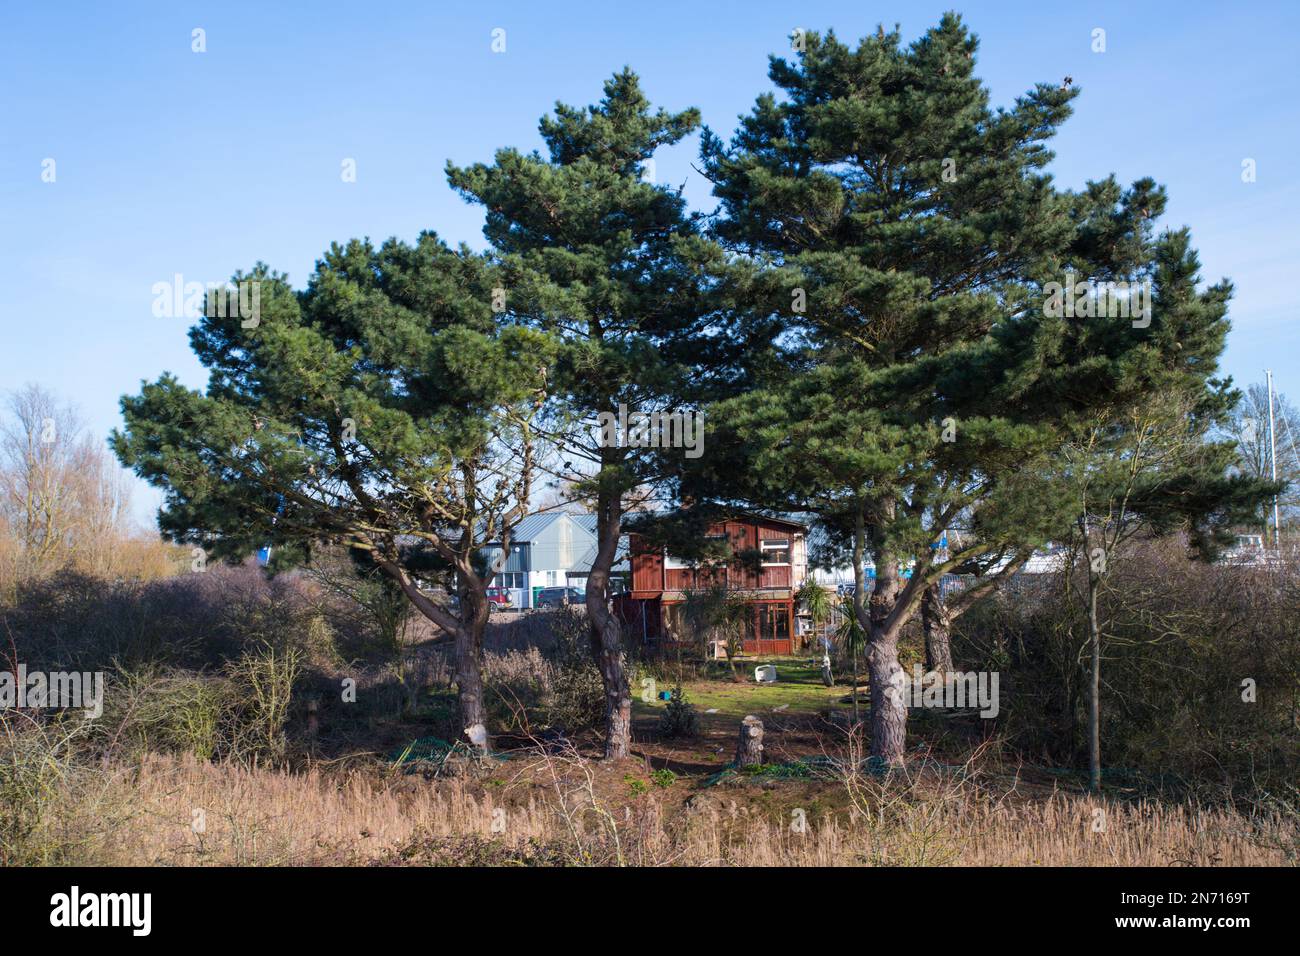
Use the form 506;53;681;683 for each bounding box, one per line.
628;516;800;594
657;564;791;590
631;546;664;593
622;514;803;656
761;565;791;588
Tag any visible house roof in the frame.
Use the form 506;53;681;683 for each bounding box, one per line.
738;512;807;531
507;512;569;544
497;509;806;544
486;511;600;544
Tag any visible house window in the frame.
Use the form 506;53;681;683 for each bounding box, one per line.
756;604;790;642
494;572;524;589
761;538;791;566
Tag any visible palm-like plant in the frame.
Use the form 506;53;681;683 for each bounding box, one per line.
796;579;832;652
835;607;867;725
683;585;752;681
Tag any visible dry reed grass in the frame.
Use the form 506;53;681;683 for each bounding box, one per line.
29;751;1296;867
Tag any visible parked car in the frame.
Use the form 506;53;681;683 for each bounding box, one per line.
420;588;459;614
536;586;585;608
485;587;513;611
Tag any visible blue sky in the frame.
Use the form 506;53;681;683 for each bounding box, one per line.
3;1;1298;527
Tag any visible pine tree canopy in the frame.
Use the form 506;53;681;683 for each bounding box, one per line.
447;69;756;496
112;234;556;632
678;14;1257;628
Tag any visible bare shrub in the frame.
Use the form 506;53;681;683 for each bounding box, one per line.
0;713;90;865
474;607;604;737
954;537;1300;804
540;607;604;736
225;643;303;762
100;665;234;762
99;645;302;766
2;565;338;675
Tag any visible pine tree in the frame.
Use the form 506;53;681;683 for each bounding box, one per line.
689;16;1266;762
112;237;555;750
447;70;733;758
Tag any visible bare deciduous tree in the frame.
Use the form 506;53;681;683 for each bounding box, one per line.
1224;382;1300;526
0;384;154;588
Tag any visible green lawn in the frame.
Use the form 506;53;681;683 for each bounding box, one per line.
635;658;859;730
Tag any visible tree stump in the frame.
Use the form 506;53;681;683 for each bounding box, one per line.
305;698;320;740
735;715;764;767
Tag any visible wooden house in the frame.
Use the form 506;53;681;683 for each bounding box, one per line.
615;514;808;656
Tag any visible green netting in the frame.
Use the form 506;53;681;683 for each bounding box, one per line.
388;736;509;772
703;754;908;787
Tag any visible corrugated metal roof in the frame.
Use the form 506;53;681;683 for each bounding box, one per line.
493;511;608;544
573;534;630;572
507;512;566;544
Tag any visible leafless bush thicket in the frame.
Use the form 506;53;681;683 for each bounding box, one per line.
954;537;1300;804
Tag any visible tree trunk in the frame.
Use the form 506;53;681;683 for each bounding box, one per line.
850;643;860;725
455;594;491;754
593;609;631;759
586;483;632;759
865;627;907;764
376;554;490;753
1087;573;1101;791
735;715;764;767
850;515;867;727
858;506;906;766
922;583;954;676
